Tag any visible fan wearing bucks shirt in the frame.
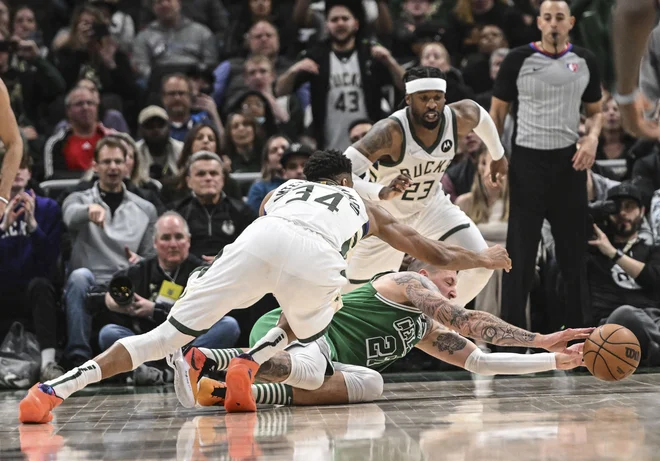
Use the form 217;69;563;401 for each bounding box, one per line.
343;66;508;306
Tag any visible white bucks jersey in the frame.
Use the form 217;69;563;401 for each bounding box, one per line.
372;106;457;218
325;51;368;151
264;180;370;259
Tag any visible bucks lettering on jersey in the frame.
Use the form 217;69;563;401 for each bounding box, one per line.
264;179;369;259
371;106;458;218
249;274;429;373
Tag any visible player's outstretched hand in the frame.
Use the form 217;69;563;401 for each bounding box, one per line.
555;343;585;370
378;174;412;200
536;328;595;354
481;245;512;272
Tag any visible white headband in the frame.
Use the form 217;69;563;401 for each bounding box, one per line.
405;78;447;94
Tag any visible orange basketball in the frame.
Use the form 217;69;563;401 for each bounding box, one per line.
583;324;641;381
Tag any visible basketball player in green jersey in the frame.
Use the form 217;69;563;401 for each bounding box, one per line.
177;261;592;408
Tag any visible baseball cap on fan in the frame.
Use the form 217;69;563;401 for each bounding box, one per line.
607;183;643;207
280;143;313;168
138;106;169;125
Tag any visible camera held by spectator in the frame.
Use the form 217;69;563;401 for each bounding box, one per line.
108;275;134;307
587;199;618;240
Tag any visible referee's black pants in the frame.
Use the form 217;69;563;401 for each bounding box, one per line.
501;145;589;332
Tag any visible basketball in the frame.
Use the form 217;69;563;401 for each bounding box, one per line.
583;324;641;381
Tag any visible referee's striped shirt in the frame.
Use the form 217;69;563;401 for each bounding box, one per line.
493;43;602;151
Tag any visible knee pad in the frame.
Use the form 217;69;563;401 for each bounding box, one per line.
334;363;384;403
281;340;328;390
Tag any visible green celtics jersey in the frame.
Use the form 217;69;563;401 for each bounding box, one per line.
249;274;429;372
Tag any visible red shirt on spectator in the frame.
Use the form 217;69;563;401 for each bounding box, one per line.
63;129;105;171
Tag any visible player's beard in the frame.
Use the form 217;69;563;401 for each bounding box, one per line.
414;109;441;130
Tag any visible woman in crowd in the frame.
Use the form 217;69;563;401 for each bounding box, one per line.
456;149;509;317
246;135;290;213
223;112;264;173
11;5;47;57
597;95;637;179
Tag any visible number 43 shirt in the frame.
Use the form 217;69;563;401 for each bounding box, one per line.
325;50;369;151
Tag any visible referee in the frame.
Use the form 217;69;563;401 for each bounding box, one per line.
488;0;603;331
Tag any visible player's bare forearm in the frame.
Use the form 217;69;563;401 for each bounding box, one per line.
353;118;401;162
0;79;23;204
255;352;292;383
401;275;538;346
613;0;657;95
584;103;603;139
489;97;509;136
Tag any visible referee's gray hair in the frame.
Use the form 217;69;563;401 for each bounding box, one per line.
186;150;224;176
155;211;191;240
490;48;510;68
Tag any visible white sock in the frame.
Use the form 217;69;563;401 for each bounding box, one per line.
40;348;56;371
247;327;289;365
199;347;244;370
44;360;102;399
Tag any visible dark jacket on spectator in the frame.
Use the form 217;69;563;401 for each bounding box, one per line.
292;39;397;148
2;56;66;131
50;46;138;100
103;253;205;333
0;193;61;289
587;239;660;323
630;140;660;208
172;193;255;258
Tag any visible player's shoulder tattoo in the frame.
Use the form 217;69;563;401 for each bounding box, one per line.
391;271;440;293
354;118;401;159
449;99;481;128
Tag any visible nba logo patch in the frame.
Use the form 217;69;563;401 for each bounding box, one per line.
566;63;579;72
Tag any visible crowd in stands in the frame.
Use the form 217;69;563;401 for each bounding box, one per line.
3;0;660;384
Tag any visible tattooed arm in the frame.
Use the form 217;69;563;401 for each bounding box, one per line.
397;273;539;347
415;318;478;368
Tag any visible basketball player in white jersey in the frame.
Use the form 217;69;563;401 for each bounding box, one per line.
343;66;508;307
19;150;511;423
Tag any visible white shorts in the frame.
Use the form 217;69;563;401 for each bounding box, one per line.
168;217;346;341
345;191;473;287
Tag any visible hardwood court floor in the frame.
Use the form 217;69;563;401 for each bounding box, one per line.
1;371;659;461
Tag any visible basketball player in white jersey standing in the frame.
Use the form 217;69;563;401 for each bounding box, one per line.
344;66;507;307
19;150;511;422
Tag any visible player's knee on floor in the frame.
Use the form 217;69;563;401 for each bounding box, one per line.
336;364;384;403
281;341;328;390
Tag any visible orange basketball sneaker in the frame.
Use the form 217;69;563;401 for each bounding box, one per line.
224;355;259;413
197;377;227;407
18;383;63;424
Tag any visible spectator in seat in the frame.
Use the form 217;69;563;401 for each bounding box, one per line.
229;89;280;140
171;151;254;261
462;24;509;95
50;4;138;106
442;132;485;202
348;119;373;144
0;28;65;143
0;155;63;381
99;211;239;385
456;149;509;316
61;137;157;367
161;121;240;205
391;0;445;61
88;0;136;54
12;5;48;57
275;2;405;151
132;0;218;82
418;42;475;104
597;95;637;165
213;20;307;115
475;47;509;109
43;86;114;179
161;73;222;142
586;183;660;366
246;135;291;213
223;112;264;174
136;105;183;181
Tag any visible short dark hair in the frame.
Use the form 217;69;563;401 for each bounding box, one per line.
403;66;447;83
348;118;373;134
303;149;352;182
94;137;127;162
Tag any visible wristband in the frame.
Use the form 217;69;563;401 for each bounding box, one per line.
0;196;8;205
613;90;639;106
611;249;624;263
